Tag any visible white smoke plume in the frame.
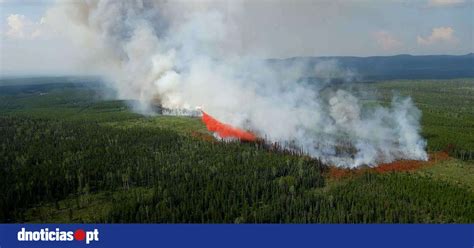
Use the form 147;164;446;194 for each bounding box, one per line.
44;0;428;167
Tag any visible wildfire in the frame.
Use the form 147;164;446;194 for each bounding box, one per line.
201;111;256;142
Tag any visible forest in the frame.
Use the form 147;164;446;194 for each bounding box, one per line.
0;78;473;223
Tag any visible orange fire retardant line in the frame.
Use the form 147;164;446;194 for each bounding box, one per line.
201;111;256;142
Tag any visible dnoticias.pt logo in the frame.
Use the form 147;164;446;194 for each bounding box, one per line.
17;227;99;244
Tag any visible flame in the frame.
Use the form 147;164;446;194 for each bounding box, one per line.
201;111;256;142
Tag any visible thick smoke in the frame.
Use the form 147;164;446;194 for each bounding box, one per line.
45;0;427;167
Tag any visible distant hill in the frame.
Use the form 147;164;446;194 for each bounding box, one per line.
2;54;473;82
269;53;474;80
0;76;100;86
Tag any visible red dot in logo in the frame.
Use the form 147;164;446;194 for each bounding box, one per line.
74;229;86;241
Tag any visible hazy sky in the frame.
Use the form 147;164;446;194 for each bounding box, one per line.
0;0;473;76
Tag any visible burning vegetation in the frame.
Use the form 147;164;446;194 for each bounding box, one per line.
328;151;450;180
197;111;451;174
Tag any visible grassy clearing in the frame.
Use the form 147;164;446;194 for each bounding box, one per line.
417;159;474;191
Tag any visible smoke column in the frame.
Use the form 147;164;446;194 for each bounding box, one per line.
45;0;428;167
